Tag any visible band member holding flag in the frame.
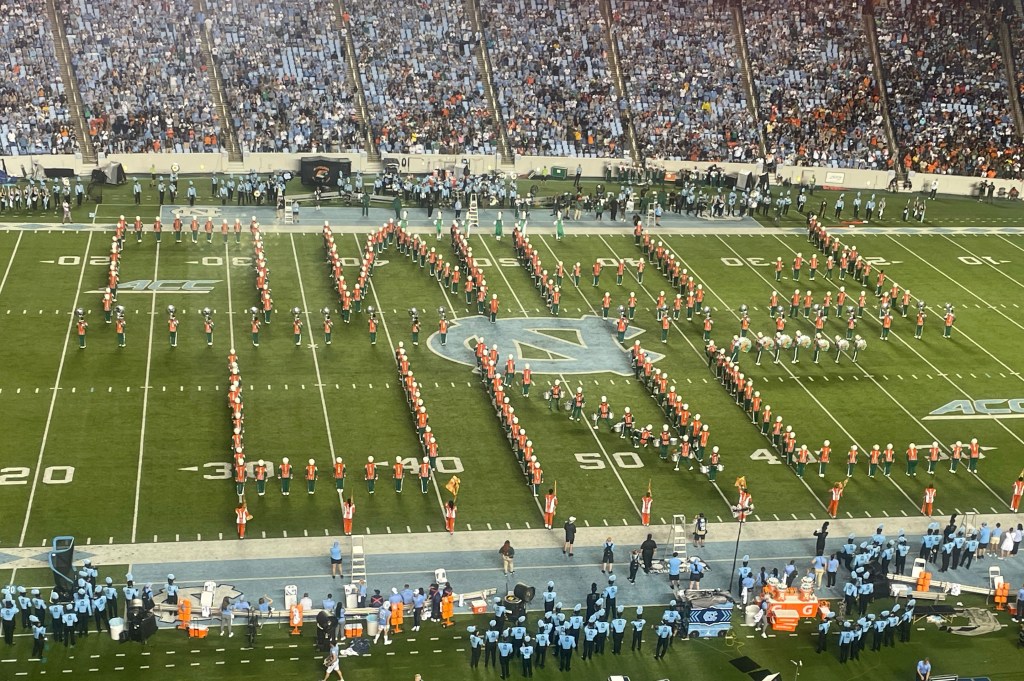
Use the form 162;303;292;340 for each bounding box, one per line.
544;485;558;529
1011;475;1024;513
444;499;458;535
342;498;355;536
443;475;461;535
921;484;936;517
235;501;252;539
827;481;845;518
640;486;653;527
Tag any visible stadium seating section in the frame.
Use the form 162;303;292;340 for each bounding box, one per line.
1;0;1021;178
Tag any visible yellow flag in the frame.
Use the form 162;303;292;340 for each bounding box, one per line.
734;475;747;490
445;475;461;498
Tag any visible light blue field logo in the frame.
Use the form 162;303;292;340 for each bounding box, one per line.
428;315;660;375
114;279;221;293
924;398;1024;420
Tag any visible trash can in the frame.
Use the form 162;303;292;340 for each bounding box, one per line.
366;613;378;638
744;605;760;627
550;166;567;180
109;617;125;641
345;584;358;609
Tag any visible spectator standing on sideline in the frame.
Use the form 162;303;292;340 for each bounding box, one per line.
640;534;658;573
563;517;577;557
330;541;343;579
814;521;829;555
499;540;515;575
628;549;642;584
322;640;344;680
693;513;708;548
219;596;234;637
601;537;615;574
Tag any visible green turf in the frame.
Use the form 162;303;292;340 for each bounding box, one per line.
3;598;1022;680
3;229;1024;544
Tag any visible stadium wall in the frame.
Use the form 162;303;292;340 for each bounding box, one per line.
16;153;1023;198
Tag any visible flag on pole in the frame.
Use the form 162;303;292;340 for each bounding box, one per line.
647;478;652;496
445;475;461;498
733;475;747;491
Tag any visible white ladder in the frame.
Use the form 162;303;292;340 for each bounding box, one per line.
349;535;367;582
645;201;657;229
284;200;295;224
466;193;479;231
664;513;687;560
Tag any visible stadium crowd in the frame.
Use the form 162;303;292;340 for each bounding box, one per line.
350;0;495;156
2;0;1023;181
0;0;77;155
610;0;760;163
59;0;220;154
481;0;624;158
207;0;361;154
875;0;1019;177
745;0;889;169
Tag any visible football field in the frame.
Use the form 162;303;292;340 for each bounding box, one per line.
2;191;1024;551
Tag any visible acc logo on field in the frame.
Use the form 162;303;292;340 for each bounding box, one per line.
427;315;661;375
116;279;221;293
924;398;1024;420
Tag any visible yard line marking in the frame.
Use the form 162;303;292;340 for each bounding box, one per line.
19;232;93;547
357;234;447;519
492;234;642;517
768;235;1015;507
130;240;162;543
883;235;1024;370
592;235;755;513
223;242;236;347
713;236;929;509
290;234;337;466
0;231;24;297
618;233;833;511
941;233;1024;295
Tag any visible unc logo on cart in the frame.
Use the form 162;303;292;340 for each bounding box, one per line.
427;316;661;375
924;398;1024;420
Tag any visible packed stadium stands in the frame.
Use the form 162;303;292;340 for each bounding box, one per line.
350;0;495;155
207;0;361;154
0;0;77;155
744;0;889;169
876;0;1016;176
60;0;219;154
480;0;624;158
610;0;760;163
2;0;1022;177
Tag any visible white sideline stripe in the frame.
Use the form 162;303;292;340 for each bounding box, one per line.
19;232;93;547
131;242;161;542
0;231;24;297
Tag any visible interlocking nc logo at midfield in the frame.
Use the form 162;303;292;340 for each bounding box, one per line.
428;316;661;375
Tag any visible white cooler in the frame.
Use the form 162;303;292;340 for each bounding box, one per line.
109;617;125;640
